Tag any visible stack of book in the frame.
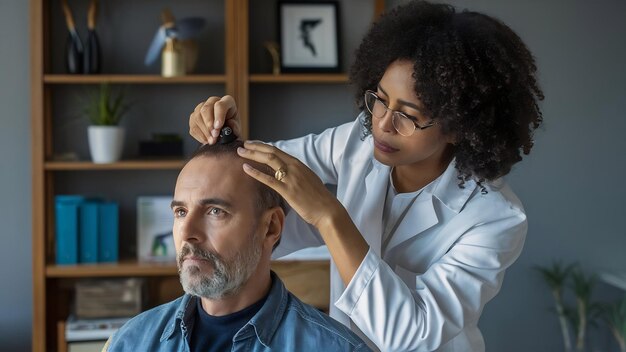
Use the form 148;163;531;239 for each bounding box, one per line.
55;195;119;265
65;316;130;352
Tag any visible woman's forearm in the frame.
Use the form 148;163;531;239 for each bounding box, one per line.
317;202;370;285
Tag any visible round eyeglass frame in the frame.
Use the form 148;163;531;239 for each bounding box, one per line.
364;90;435;136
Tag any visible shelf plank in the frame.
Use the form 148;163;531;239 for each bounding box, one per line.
43;74;227;84
46;261;177;277
44;160;185;171
46;260;329;278
249;73;349;84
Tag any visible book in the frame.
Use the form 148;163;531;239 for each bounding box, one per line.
98;202;119;263
137;196;175;262
79;201;99;264
55;196;84;265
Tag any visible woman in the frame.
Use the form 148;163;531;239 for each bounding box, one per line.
188;1;543;351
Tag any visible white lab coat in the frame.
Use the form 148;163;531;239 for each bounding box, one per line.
272;114;527;352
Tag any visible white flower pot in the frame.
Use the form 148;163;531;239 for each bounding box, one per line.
88;126;125;163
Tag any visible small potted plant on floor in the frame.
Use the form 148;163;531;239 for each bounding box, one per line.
85;83;131;163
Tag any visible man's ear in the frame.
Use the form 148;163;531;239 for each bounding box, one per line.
264;207;284;250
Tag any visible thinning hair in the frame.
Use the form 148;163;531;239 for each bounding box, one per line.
188;140;288;218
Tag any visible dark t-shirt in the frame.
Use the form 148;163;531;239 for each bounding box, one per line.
189;294;267;352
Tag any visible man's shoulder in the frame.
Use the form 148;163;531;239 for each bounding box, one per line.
281;293;369;350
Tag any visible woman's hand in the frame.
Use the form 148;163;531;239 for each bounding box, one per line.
189;95;241;145
237;141;341;228
238;141;370;285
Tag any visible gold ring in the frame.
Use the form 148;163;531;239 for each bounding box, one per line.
274;168;287;181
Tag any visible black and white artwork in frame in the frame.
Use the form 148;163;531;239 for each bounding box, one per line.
279;2;341;73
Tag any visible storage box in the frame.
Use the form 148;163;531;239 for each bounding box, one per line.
75;279;143;319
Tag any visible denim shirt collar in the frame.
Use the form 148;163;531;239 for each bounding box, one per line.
160;293;196;342
159;271;288;346
237;271;289;346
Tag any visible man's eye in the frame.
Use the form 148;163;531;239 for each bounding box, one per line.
174;208;187;218
208;208;224;216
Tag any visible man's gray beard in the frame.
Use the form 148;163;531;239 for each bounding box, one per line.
177;233;262;300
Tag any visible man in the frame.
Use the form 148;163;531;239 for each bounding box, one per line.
105;141;369;351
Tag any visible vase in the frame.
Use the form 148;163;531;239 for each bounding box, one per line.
88;126;125;163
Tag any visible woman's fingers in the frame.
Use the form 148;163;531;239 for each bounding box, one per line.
190;95;241;145
237;143;288;172
242;163;286;193
216;96;242;139
189;102;210;143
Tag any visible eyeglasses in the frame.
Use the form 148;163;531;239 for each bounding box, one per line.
364;90;435;136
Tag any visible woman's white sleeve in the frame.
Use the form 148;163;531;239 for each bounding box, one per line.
334;209;527;351
271;118;357;258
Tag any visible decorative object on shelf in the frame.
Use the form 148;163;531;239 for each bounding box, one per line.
263;41;281;75
61;0;84;74
138;133;183;158
84;0;101;74
137;196;175;263
84;83;131;163
278;1;341;73
144;9;206;77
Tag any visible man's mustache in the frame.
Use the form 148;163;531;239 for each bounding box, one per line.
178;243;222;268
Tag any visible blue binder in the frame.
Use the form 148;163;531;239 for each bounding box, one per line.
98;202;119;263
55;196;84;265
79;201;100;264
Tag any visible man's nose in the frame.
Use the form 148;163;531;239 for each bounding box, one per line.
178;213;206;244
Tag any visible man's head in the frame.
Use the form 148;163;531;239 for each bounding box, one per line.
171;141;286;300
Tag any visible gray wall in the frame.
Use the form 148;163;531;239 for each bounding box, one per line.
2;0;625;351
0;0;32;350
418;1;626;351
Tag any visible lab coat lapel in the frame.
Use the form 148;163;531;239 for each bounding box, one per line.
352;161;389;257
384;197;438;252
384;159;475;253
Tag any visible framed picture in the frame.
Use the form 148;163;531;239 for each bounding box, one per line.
278;1;341;73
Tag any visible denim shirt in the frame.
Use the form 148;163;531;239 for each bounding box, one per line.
107;272;370;351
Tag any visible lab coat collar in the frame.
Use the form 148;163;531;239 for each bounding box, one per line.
431;159;476;214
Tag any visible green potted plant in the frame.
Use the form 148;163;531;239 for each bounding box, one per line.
536;261;575;351
85;83;131;163
603;295;626;352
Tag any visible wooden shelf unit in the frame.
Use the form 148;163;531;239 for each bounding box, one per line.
31;0;382;350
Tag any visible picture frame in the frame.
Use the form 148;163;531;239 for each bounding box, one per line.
278;1;341;73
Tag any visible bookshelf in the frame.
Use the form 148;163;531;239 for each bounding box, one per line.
32;0;383;350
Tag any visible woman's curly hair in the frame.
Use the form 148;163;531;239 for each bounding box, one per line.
350;1;544;184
